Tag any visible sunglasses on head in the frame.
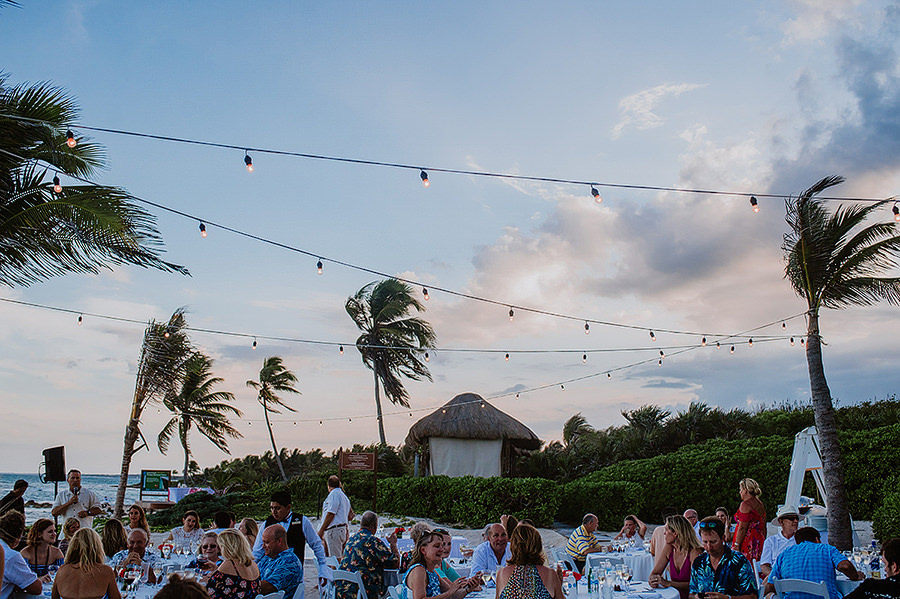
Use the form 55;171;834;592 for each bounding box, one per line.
201;544;218;549
698;521;719;529
432;529;449;536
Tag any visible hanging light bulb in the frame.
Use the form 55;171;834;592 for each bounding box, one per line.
52;174;62;193
77;314;83;326
591;186;602;203
349;418;352;422
716;341;720;348
730;345;735;354
293;421;297;426
582;353;587;363
515;393;520;399
199;222;207;237
560;384;565;390
801;338;805;346
319;420;323;426
420;170;430;187
782;322;786;330
893;203;900;222
790;337;795;346
424;352;429;362
505;353;509;361
409;412;413;418
244;151;254;172
584;321;590;335
339;345;344;355
248;421;252;426
701;337;707;347
750;196;759;212
66;130;76;148
317;259;323;275
658;358;663;366
442;409;446;414
649;330;656;341
508;308;514;321
252;337;258;349
607;373;612;380
163;329;171;338
423;287;429;301
480;402;485;408
748;338;753;347
659;350;665;358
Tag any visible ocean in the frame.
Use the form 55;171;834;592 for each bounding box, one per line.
0;472;142;524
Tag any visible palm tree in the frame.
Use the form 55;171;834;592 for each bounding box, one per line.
783;175;900;550
246;356;300;482
345;278;436;445
158;352;243;484
114;308;192;517
0;75;187;287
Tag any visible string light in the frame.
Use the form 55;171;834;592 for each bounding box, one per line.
52;174;62;193
730;345;735;353
77;314;82;325
508;308;514;322
650;331;656;341
199;222;207;237
894;204;900;222
801;338;805;346
339;345;344;355
584;322;590;335
515;393;520;399
252;337;257;349
163;329;170;338
423;287;429;301
441;409;446;414
66;129;76;148
658;358;662;366
750;196;759;212
748;338;753;347
716;342;720;348
420;170;429;187
505;353;509;361
582;353;587;363
293;421;297;426
790;337;795;346
319;420;323;426
591;186;602;203
701;337;707;346
244;151;253;173
480;402;485;408
782;322;786;329
317;259;323;275
659;350;665;358
607;373;611;380
424;352;429;362
560;384;565;390
409;412;413;418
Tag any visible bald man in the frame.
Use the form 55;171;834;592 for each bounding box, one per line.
109;528;158;584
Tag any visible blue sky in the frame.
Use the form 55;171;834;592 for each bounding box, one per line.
1;1;899;474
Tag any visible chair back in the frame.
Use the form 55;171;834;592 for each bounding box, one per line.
552;548;577;571
326;556;340;569
772;578;829;599
256;592;286;599
585;553;625;571
331;569;367;599
388;583;406;599
750;559;764;599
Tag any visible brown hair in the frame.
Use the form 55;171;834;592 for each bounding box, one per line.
128;504;151;534
508;523;544;566
410;531;443;568
65;528;106;573
62;517;80;539
101;518;128;558
27;518;56;547
0;510;26;545
154;574;211;599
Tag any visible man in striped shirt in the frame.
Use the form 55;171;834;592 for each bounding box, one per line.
566;514;605;573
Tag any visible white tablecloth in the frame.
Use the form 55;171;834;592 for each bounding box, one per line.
587;551;656;582
168;487;214;502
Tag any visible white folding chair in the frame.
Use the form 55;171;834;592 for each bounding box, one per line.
585;553;625;570
388;583;406;599
256;592;285;599
326;556;340;569
551;548;577;571
331;569;366;599
772;578;829;599
750;560;765;599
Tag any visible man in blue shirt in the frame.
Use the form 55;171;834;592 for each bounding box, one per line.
689;516;758;599
765;527;860;599
258;525;304;599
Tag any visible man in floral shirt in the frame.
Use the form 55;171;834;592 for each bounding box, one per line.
689;517;758;599
338;511;400;599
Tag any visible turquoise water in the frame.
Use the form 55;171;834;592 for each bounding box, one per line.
0;472;141;524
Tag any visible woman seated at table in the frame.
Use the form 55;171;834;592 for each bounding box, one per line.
123;504;150;538
205;529;260;599
21;518;65;582
648;515;703;599
404;531;470;599
495;523;563;599
164;509;205;547
237;518;258;549
58;518;80;555
51;528;121;599
100;519;128;560
714;507;733;545
189;532;222;576
433;529;461;581
401;522;433;572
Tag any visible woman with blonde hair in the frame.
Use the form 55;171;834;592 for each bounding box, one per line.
205;529;260;599
495;523;563;599
237;518;258;549
648;515;703;599
51;528;121;599
733;477;766;561
21;518;65;581
58;517;80;555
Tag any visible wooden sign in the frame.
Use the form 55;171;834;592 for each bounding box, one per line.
340;451;376;471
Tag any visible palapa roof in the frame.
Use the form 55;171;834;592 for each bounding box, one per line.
405;392;541;450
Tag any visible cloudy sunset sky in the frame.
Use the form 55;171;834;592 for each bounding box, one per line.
1;1;899;474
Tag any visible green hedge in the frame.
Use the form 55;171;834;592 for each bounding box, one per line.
147;491;256;528
873;477;900;542
558;480;644;529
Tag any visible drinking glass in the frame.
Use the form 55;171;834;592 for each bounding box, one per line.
481;570;494;586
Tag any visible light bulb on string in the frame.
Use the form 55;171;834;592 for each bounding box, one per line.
894;204;900;222
244;151;254;173
658;359;662;366
317;259;323;275
560;385;565;390
790;337;795;346
423;287;429;301
508;308;514;322
582;353;587;363
53;174;62;193
515;393;520;399
505;353;509;361
293;422;297;427
248;421;252;427
659;350;665;358
584;321;590;334
701;337;707;347
801;338;805;346
77;314;83;326
649;330;656;341
750;196;759;212
716;341;720;348
782;322;786;330
748;338;753;347
252;337;257;349
730;345;735;354
349;418;352;422
480;402;485;408
409;412;413;418
442;409;446;414
66;130;76;148
420;170;430;187
607;373;612;380
163;329;170;338
319;420;323;426
424;352;429;362
339;345;344;355
591;186;602;203
199;222;207;237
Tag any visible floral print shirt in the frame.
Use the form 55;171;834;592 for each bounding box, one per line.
338;528;399;599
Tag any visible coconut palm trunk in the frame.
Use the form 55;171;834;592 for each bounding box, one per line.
805;310;852;549
114;412;143;518
374;370;386;445
264;405;287;481
181;417;190;485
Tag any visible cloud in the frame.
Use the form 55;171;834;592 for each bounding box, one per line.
782;0;865;45
612;83;705;139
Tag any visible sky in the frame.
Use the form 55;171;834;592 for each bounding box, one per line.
1;1;899;475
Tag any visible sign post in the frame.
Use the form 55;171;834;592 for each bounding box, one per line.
338;450;378;511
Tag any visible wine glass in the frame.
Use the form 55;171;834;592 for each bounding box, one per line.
153;564;164;586
481;570;494;586
162;544;172;559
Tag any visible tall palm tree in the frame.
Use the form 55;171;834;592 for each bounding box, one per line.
114;308;192;517
158;352;243;484
246;356;300;482
345;278;436;445
783;175;900;550
0;75;187;287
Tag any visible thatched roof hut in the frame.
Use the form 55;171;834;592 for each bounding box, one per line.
405;392;541;477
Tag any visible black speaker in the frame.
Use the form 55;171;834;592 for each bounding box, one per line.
43;446;66;482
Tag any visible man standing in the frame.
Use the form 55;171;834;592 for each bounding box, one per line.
765;527;860;599
109;529;158;584
258;525;304;599
50;470;100;528
688;517;758;599
338;511;400;599
844;539;900;599
252;491;330;596
0;481;27;517
318;476;354;558
759;505;800;581
566;514;605;573
471;523;511;575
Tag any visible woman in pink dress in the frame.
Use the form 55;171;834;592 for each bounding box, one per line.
732;478;766;561
648;515;703;599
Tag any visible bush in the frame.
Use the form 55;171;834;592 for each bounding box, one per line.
558;480;644;529
873;477;900;542
148;491;238;529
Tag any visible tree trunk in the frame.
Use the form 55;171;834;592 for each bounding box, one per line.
115;416;141;518
374;370;386;445
264;406;287;481
181;417;190;485
806;310;853;550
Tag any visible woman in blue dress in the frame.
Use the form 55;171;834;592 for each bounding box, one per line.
21;518;65;582
404;531;470;599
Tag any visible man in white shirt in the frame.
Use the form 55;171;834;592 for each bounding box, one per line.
50;470;101;529
0;511;41;599
470;523;510;575
318;475;355;558
759;505;800;581
683;509;701;541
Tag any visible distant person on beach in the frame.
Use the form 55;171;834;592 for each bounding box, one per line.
100;518;128;559
57;518;80;555
471;523;511;576
318;475;354;558
765;526;860;599
565;514;604;574
613;515;648;541
21;519;64;581
759;505;799;581
337;510;400;599
109;528;158;584
843;538;900;599
123;504;150;537
496;523;563;599
0;480;27;517
165;509;205;546
732;478;766;562
51;470;101;529
0;510;42;598
688;516;757;599
51;528;121;599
